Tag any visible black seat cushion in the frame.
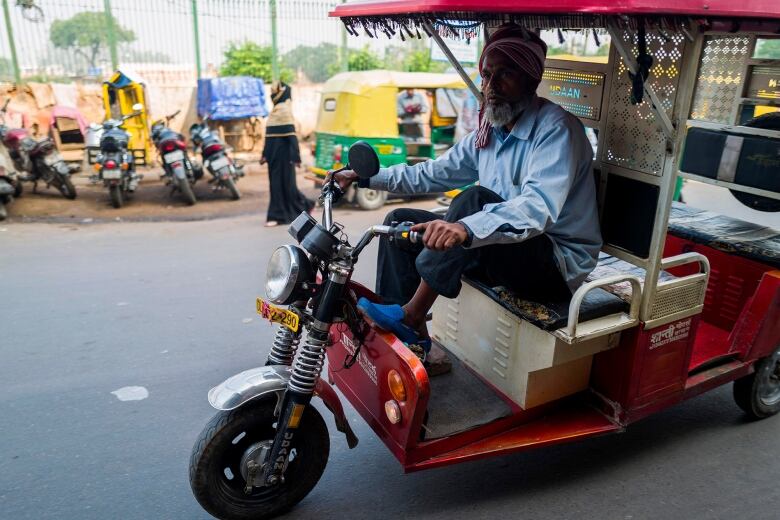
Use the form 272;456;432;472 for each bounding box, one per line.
464;277;629;331
668;202;780;269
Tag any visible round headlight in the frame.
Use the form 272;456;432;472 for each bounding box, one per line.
265;245;312;305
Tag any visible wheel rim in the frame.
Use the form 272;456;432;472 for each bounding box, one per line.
216;423;304;503
361;189;380;201
758;349;780;407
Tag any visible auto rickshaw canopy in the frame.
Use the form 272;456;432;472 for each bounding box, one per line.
102;70;152;164
318;70;468;138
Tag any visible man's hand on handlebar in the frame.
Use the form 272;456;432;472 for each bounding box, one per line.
411;220;468;251
327;169;359;191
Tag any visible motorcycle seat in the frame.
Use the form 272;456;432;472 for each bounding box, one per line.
667;201;780;269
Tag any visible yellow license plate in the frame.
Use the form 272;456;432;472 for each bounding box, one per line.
256;298;300;332
376;144;393;155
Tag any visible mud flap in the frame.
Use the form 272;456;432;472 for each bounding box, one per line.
315;378;359;449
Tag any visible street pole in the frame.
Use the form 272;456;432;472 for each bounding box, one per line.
1;0;22;84
103;0;119;72
339;0;347;72
191;0;202;79
269;0;279;81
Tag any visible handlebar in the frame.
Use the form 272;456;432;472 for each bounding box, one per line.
1;99;9;113
165;110;181;124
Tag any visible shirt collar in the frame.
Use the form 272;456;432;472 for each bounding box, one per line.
491;94;541;142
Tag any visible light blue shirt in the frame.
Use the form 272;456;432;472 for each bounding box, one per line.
369;95;602;291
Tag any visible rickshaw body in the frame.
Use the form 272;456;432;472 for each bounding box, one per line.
101;71;152;165
310;70;467;180
321;0;780;472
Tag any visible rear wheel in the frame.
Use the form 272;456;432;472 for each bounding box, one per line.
13;180;22;198
56;175;77;199
109;184;123;208
355;187;387;210
733;346;780;420
189;399;329;520
224;177;241;200
179;178;197;205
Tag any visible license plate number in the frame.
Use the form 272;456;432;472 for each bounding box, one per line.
164;150;184;163
210;156;229;171
376;144;393;155
256;298;299;332
102;169;121;179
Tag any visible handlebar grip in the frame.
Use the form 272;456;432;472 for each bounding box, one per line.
408;231;421;244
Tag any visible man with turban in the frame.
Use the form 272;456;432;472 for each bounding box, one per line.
333;24;601;370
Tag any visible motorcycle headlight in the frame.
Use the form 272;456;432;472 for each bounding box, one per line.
265;245;313;305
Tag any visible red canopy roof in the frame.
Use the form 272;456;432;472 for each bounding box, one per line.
331;0;780;20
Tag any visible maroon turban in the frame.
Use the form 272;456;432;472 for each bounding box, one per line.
474;25;548;149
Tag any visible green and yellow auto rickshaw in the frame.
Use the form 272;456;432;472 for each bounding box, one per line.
102;70;152;165
310;70;467;209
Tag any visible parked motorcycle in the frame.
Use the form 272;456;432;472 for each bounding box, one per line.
151;110;199;205
189;118;244;200
0;99;77;200
91;104;144;208
189;142;398;519
0;140;23;220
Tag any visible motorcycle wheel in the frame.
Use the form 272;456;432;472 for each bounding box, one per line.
733;346;780;420
189;398;329;520
109;184;123;209
179;178;197;206
56;176;77;200
224;177;241;200
13;180;22;198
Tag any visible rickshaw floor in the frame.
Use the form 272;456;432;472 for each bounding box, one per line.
424;346;513;439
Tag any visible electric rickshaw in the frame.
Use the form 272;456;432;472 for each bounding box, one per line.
309;70;467;209
99;70;152;166
189;2;780;519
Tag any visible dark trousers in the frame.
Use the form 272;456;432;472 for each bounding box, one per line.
376;186;571;305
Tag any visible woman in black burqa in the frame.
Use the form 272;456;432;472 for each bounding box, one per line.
260;81;314;227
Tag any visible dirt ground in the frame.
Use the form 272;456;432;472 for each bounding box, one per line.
2;158;322;224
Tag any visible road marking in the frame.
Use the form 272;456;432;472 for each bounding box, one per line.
111;386;149;401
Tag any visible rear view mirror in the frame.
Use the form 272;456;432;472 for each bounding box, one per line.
347;141;380;179
131;103;143;112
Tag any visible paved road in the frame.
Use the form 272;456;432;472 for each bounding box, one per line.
1;192;778;520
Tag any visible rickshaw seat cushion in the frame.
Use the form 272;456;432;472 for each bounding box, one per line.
680;128;780;193
668;202;780;270
464;277;629;332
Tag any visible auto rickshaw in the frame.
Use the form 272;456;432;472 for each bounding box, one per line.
309;70;467;209
101;70;152;165
188;2;780;519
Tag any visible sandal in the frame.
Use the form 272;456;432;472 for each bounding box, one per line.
357;298;431;360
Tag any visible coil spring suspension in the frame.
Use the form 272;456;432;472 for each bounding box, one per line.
288;330;328;394
266;326;301;366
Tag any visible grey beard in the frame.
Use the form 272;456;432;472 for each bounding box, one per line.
484;97;532;127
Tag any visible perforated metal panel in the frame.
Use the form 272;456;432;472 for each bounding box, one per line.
603;30;686;176
690;36;751;124
649;279;707;320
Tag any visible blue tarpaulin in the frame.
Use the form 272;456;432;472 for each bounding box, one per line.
197;77;269;121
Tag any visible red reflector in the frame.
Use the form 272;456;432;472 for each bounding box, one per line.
205;144;222;154
163;143;175;152
105;160;117;169
172;162;182;168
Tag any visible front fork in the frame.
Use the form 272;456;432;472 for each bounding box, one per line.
261;264;349;487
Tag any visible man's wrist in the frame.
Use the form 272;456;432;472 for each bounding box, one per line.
458;221;474;247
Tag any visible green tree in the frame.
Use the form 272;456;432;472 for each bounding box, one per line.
403;49;447;73
220;42;293;83
755;38;780;59
283;43;339;83
50;11;135;70
347;46;383;71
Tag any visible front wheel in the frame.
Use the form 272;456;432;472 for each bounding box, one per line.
109;184;123;208
179;178;197;205
190;399;329;520
56;175;77;199
733;347;780;420
224;176;241;200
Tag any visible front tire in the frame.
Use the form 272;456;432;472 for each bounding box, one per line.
355;187;387;210
109;184;123;208
733;346;780;420
189;399;329;520
179;178;197;205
